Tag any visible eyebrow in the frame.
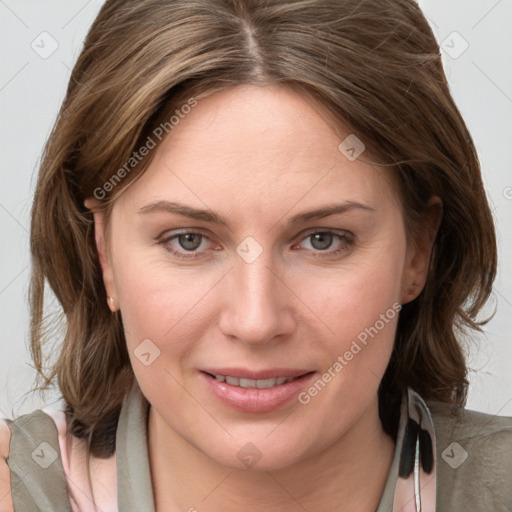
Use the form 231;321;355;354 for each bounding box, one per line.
137;200;375;226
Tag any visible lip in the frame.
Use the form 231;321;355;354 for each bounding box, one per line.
200;368;316;413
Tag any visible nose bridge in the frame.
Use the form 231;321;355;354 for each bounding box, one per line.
219;249;294;345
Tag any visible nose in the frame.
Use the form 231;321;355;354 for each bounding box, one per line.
218;252;297;346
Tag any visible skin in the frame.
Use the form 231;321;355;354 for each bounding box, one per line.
86;84;440;511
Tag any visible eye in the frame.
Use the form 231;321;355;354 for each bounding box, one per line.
295;230;354;256
157;230;218;259
309;232;334;250
176;233;203;251
157;229;354;259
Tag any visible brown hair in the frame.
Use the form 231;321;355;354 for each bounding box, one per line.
29;0;497;457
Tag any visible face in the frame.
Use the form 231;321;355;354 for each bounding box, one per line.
89;84;433;471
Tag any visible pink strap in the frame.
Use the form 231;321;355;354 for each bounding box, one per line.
0;419;13;512
43;408;118;512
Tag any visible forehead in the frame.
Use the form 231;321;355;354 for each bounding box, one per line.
116;84;399;219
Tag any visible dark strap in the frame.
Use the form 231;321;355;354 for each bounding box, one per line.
6;411;72;512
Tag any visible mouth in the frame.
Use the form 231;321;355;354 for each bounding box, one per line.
199;368;316;413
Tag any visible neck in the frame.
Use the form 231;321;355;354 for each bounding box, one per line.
148;395;395;512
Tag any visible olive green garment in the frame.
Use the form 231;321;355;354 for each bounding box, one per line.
5;382;512;511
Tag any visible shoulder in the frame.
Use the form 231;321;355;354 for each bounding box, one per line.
0;408;72;512
427;400;512;511
2;405;118;512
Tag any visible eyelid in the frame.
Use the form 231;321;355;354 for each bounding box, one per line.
158;227;211;239
298;227;351;237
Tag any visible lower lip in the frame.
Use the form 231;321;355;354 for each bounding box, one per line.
201;371;316;413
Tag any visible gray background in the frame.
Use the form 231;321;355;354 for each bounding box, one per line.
1;0;511;419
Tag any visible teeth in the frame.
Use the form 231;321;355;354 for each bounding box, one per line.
212;374;296;388
239;378;256;388
256;378;279;389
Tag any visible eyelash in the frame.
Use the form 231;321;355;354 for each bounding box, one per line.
157;229;355;260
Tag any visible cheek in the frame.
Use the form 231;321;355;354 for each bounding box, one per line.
111;248;223;353
297;231;405;392
305;236;404;339
112;253;217;404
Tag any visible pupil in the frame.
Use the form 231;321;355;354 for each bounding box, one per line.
311;233;333;250
179;234;202;251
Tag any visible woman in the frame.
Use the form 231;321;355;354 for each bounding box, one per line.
1;0;511;510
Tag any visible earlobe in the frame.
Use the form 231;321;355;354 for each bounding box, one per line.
401;197;443;304
84;197;119;311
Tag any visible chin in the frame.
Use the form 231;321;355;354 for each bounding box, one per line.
198;432;316;473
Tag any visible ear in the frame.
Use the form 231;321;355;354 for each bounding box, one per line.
401;196;443;304
84;197;119;311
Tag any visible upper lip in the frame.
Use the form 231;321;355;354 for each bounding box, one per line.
200;368;314;380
